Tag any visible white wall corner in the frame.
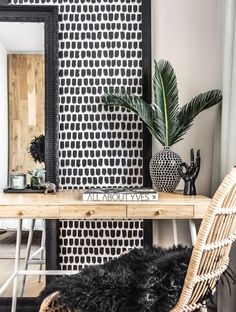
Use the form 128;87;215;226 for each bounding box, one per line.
0;42;8;190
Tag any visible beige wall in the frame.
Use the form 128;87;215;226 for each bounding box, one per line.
151;0;222;245
152;0;222;195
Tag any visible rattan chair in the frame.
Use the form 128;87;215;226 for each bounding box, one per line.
39;291;74;312
40;167;236;312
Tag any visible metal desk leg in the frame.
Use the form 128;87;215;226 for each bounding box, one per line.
38;220;46;283
11;219;22;312
189;220;197;245
20;219;35;297
172;219;178;245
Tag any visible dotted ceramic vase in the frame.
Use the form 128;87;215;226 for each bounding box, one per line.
149;147;182;192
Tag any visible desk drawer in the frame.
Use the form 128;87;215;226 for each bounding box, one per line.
60;205;127;219
0;205;59;218
127;205;194;219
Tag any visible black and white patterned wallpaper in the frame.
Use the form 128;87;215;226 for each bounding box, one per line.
11;0;147;268
12;0;144;189
59;219;143;270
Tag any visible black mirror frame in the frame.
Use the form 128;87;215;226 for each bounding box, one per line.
0;5;58;311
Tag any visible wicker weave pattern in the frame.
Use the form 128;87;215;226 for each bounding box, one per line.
39;291;76;312
171;167;236;311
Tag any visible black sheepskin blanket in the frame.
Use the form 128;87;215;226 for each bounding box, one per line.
40;245;193;312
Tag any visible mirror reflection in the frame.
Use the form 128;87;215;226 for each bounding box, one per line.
0;22;45;297
0;22;45;188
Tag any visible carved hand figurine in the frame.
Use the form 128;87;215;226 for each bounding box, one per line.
178;149;201;195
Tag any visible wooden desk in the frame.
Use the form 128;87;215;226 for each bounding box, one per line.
0;190;210;312
0;190;210;219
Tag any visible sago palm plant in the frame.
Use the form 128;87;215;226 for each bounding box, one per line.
102;60;222;147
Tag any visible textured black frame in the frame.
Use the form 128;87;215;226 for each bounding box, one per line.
142;0;152;188
141;0;153;247
0;5;58;311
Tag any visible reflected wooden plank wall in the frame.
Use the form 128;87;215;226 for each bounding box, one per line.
8;54;45;175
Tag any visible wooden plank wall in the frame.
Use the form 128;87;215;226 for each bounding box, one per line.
8;54;45;177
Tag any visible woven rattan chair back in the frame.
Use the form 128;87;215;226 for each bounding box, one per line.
40;168;236;312
171;167;236;312
39;291;76;312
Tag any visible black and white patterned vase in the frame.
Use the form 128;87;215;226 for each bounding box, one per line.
149;147;182;192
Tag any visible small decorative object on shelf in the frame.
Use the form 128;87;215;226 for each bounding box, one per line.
28;168;46;190
10;173;26;190
83;188;158;201
102;59;222;193
178;149;201;195
29;134;45;163
41;182;57;195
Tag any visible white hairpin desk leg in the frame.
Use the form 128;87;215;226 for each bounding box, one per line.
11;219;22;312
38;220;46;283
172;219;178;245
20;219;35;297
189;219;197;245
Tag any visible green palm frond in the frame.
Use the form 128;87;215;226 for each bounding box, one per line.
101;60;222;147
153;60;179;146
172;90;222;144
101;93;162;141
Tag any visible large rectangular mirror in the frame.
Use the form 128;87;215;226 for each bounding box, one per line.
0;6;58;311
0;22;45;183
0;21;46;299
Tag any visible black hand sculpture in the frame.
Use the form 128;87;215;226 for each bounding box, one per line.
178;149;201;195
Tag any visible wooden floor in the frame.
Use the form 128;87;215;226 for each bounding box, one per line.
0;230;45;298
0;259;45;297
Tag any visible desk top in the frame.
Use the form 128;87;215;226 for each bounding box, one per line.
0;190;210;219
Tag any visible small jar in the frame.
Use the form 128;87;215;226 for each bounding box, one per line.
10;173;26;190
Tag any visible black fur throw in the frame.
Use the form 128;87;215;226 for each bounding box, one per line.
40;245;193;312
29;134;45;163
